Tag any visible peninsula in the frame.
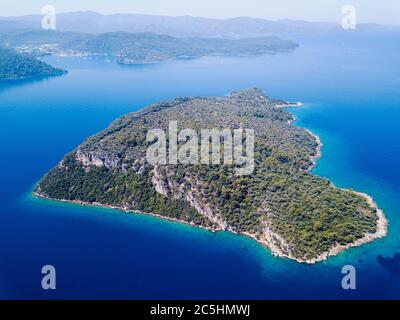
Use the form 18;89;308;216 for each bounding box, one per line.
1;30;299;65
0;46;65;80
34;89;387;263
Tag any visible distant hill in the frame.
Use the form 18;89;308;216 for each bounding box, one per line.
64;31;299;64
1;11;397;38
0;30;299;65
0;46;65;80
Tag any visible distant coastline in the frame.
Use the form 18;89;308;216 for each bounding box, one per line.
9;32;299;66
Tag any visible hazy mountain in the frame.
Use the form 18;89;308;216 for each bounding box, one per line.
1;11;396;38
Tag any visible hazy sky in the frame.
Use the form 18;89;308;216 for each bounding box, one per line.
1;0;399;25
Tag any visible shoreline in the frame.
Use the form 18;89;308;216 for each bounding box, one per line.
32;101;388;264
272;102;388;263
32;191;225;233
281;101;323;172
33;186;387;264
305;128;323;172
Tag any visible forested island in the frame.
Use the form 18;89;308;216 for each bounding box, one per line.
34;89;387;263
1;30;298;65
0;46;65;80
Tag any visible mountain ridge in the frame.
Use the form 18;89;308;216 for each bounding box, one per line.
2;11;397;37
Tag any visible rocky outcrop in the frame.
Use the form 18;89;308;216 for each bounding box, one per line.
76;149;122;171
151;165;227;229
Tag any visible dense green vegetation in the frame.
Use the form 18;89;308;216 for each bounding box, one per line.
65;31;299;64
0;30;298;64
35;89;378;261
40;152;212;227
0;46;65;80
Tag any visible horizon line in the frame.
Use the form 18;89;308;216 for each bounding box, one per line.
1;10;399;27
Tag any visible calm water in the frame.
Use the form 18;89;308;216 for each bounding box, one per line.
0;33;399;299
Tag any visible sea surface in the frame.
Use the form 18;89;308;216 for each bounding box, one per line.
0;32;399;299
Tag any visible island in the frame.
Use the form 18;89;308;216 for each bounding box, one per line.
0;46;66;80
34;89;387;263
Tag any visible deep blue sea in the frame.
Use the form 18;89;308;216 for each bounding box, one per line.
0;32;399;299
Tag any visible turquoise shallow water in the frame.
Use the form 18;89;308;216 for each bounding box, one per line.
0;32;399;299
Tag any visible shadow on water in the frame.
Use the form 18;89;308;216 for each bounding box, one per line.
0;73;66;94
377;252;400;276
